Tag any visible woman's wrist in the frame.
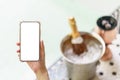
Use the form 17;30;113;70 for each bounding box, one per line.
101;45;112;61
35;70;49;80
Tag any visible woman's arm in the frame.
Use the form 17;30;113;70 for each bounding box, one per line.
36;70;49;80
17;41;49;80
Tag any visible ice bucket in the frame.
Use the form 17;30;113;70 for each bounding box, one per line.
60;32;105;80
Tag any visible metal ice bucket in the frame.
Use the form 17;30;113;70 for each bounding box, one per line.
60;32;105;80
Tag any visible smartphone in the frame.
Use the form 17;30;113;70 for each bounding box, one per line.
20;21;40;61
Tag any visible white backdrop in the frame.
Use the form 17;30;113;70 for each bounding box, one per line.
0;0;120;80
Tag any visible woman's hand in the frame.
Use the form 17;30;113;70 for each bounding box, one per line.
101;46;112;61
17;41;49;80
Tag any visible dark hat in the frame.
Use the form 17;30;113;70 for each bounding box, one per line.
97;16;117;31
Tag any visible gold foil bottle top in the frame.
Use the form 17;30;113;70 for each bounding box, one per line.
68;17;80;39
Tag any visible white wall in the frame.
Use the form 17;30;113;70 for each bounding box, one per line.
0;0;120;80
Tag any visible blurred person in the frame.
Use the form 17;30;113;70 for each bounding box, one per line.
94;16;120;80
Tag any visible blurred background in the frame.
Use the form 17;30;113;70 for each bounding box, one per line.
0;0;120;80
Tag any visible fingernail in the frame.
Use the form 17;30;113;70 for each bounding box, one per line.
16;43;20;46
17;50;20;53
41;40;43;45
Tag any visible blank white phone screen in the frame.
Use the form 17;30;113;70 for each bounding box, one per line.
20;21;40;61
